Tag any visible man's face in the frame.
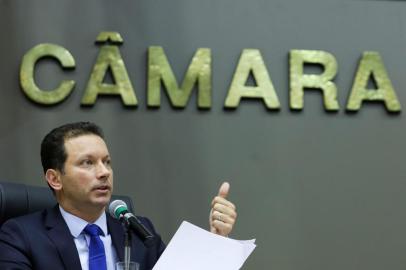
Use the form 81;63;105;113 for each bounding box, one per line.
57;134;113;214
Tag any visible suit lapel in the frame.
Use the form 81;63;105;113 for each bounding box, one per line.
44;205;82;270
108;216;125;261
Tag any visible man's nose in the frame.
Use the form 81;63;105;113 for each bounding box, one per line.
96;161;111;179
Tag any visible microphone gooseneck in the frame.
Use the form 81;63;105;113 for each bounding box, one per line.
109;200;156;247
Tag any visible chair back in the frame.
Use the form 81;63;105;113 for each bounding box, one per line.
0;181;134;226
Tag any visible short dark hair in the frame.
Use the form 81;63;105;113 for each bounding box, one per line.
40;122;104;174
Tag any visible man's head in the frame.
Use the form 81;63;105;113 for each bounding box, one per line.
41;122;113;222
41;122;104;174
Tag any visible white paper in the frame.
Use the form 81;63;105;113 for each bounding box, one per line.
152;221;256;270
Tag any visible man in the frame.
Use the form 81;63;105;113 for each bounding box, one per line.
0;122;237;270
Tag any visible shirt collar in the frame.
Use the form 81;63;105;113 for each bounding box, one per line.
59;205;108;238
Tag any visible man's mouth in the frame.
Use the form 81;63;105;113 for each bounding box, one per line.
93;185;111;191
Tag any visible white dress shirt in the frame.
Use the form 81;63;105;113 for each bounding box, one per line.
59;206;118;270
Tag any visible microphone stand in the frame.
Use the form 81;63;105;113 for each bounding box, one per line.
123;218;132;270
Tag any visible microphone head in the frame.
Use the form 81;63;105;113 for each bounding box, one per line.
109;200;128;219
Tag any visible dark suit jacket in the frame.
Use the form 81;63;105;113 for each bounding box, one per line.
0;205;166;270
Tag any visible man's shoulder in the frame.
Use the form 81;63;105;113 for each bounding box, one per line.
1;206;57;231
0;206;75;270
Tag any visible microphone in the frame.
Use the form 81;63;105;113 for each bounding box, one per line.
109;200;156;247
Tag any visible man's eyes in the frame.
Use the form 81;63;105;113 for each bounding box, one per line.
104;159;112;166
80;159;93;166
79;159;111;167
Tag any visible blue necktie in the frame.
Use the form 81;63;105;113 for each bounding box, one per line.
84;224;107;270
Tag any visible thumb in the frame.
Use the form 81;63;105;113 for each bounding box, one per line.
218;182;230;198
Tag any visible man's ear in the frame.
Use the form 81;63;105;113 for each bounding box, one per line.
45;169;62;191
